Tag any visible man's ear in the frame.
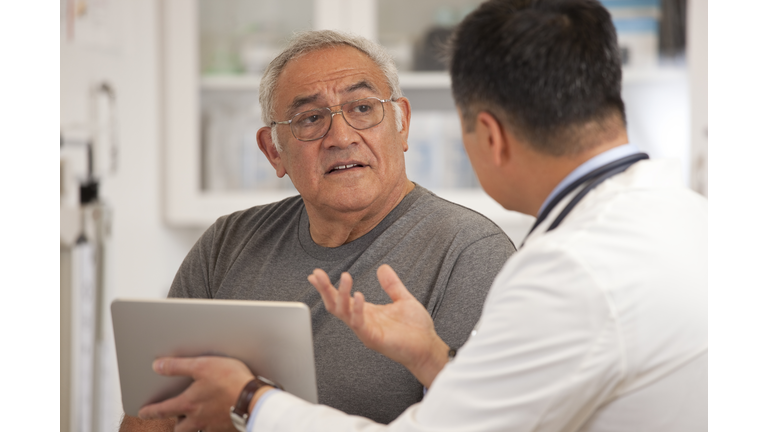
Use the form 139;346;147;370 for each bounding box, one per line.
257;127;287;178
475;111;511;167
394;97;412;152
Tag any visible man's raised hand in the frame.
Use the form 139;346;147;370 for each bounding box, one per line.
308;264;450;388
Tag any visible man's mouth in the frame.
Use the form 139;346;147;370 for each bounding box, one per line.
328;163;364;174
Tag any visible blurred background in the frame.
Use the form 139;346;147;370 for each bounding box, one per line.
60;0;707;430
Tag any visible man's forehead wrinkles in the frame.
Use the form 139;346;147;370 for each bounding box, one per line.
281;76;383;115
287;80;375;113
292;69;376;89
275;47;388;117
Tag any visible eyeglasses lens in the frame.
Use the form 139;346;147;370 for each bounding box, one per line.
291;98;385;141
292;110;330;141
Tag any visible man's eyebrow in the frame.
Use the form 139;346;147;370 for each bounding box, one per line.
288;94;320;113
286;80;378;113
343;80;377;95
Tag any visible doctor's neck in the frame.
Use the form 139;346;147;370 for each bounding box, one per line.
506;118;629;217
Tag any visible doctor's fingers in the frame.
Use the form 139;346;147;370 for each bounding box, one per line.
174;415;208;432
154;356;251;384
137;395;191;422
153;357;200;377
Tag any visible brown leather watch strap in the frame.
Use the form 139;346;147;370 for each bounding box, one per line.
233;376;283;416
233;378;266;417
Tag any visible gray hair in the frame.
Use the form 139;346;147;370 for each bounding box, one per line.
259;30;404;151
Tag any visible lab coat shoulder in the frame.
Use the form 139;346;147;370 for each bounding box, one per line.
521;158;708;393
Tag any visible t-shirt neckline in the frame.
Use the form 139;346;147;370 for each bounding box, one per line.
298;184;427;261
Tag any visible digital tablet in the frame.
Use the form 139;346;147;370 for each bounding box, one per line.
111;298;318;416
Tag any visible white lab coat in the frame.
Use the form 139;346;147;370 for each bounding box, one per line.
252;159;708;432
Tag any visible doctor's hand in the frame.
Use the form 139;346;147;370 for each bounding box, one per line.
308;265;450;388
137;356;266;432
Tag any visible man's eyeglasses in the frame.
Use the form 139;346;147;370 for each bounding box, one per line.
271;97;394;142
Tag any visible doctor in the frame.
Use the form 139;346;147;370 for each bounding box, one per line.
138;0;707;430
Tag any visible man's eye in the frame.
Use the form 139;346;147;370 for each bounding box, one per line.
351;104;373;114
297;113;325;126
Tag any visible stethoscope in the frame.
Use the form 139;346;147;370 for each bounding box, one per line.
521;152;649;247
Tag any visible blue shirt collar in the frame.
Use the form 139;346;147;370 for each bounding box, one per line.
538;143;641;217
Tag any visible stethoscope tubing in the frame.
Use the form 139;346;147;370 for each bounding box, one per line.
521;152;650;247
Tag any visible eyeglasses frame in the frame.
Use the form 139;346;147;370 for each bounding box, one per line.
270;97;395;142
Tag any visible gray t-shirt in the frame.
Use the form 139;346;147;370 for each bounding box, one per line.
168;184;515;423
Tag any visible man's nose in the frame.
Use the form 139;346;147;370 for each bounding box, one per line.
322;110;357;149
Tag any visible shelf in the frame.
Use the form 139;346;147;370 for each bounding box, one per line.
200;74;262;91
199;72;452;91
200;64;686;92
623;65;687;83
398;72;451;89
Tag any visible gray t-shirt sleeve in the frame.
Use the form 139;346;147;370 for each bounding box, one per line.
167;222;216;299
432;232;516;350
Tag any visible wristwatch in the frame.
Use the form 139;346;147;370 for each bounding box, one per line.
229;376;281;432
447;347;457;361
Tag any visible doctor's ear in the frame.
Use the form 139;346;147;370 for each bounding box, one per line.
475;111;512;167
257;126;287;178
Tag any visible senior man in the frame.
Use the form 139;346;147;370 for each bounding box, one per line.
119;30;515;431
137;0;706;431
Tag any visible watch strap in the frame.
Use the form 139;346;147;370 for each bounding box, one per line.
230;376;281;432
233;378;263;417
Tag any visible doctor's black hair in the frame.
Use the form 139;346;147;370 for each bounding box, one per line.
449;0;626;156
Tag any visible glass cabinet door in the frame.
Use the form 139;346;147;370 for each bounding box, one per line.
378;0;485;190
198;0;313;192
378;0;484;72
198;0;313;76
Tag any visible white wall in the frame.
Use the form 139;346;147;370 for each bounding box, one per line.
61;1;204;429
688;0;707;196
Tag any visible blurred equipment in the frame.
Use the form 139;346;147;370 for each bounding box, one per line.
61;135;112;432
413;6;467;71
61;81;116;432
659;0;687;57
413;26;453;71
601;0;662;67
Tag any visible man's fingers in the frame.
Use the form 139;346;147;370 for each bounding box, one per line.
338;272;354;315
308;269;337;311
350;291;366;330
309;269;360;322
137;397;186;421
376;264;414;302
